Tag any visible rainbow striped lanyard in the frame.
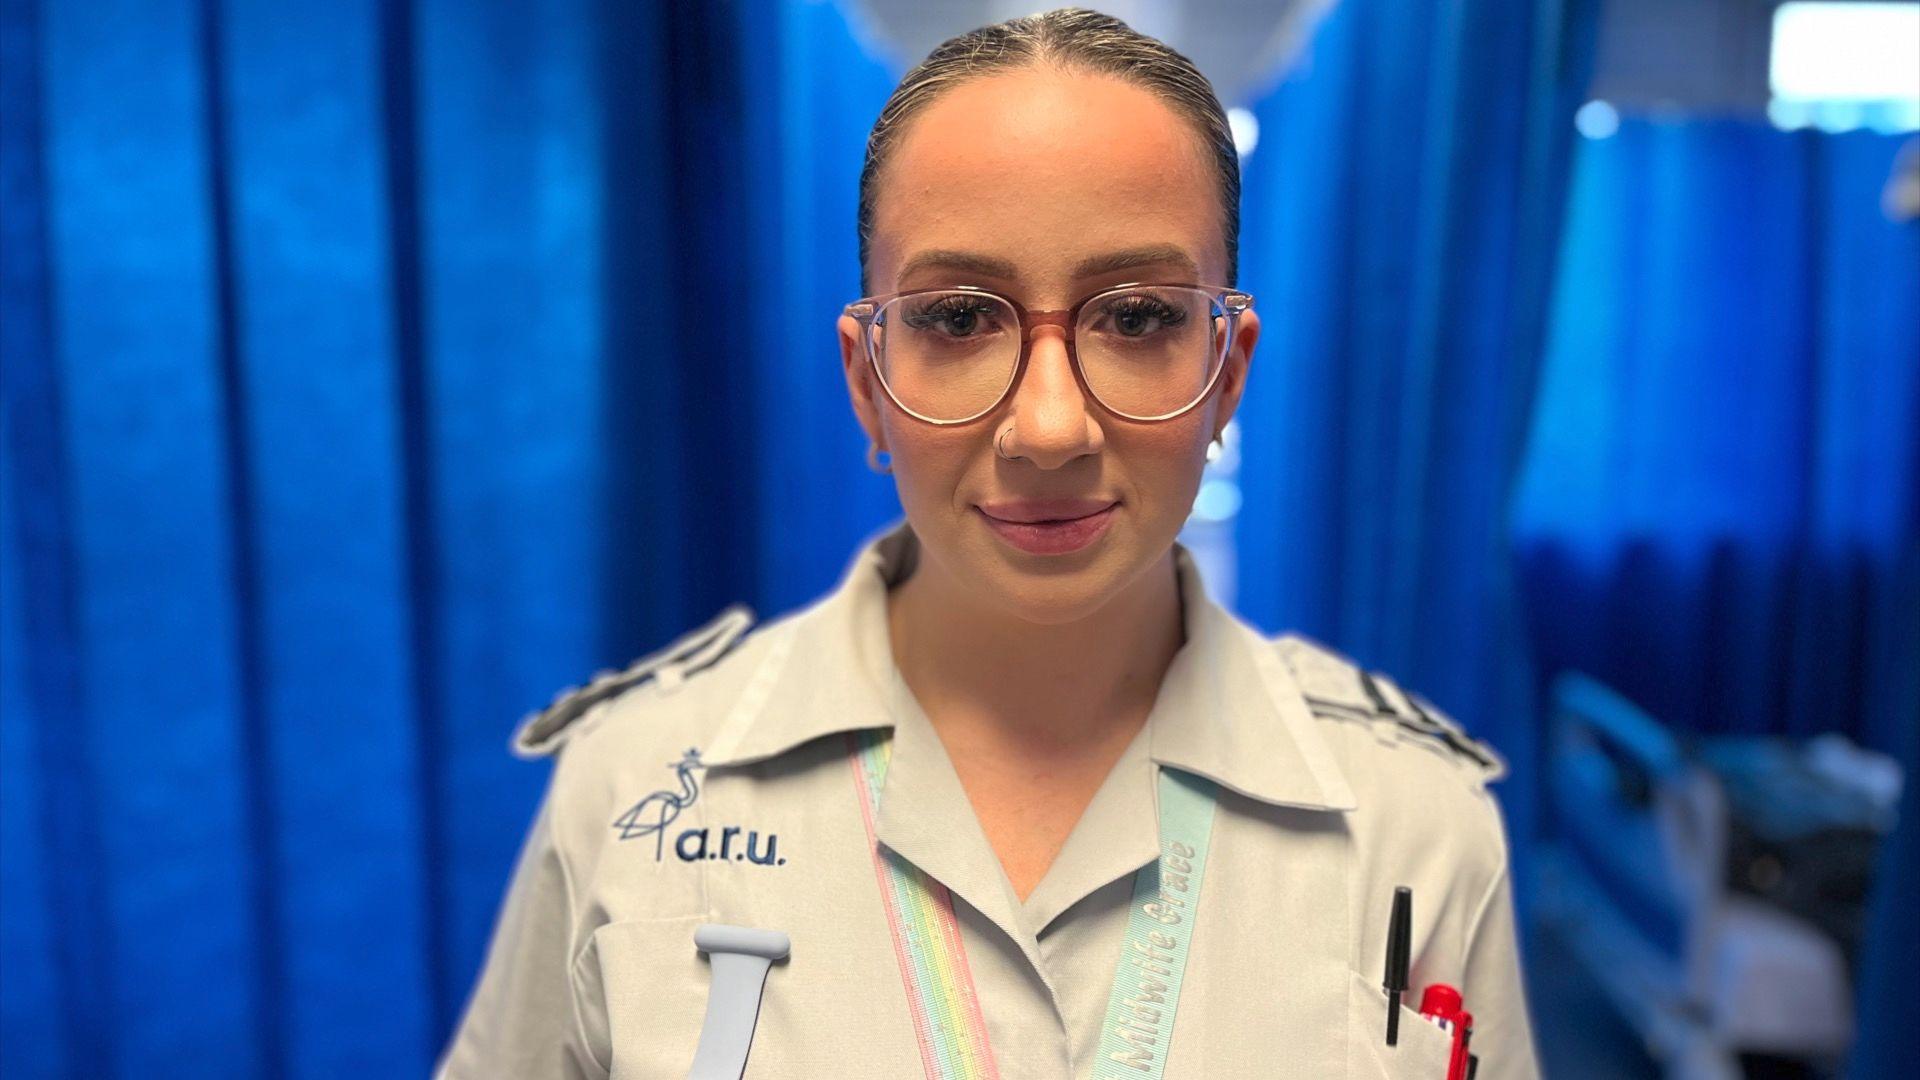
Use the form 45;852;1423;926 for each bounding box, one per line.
847;729;1219;1080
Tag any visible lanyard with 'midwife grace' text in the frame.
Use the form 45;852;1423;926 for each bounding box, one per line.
846;728;1220;1080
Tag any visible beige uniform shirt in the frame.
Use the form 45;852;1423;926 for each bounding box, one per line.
436;519;1541;1079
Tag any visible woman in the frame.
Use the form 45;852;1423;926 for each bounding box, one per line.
438;8;1537;1079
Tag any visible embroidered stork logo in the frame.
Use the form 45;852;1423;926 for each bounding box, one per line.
613;748;704;860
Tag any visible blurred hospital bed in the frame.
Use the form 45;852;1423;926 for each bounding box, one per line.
1533;673;1900;1079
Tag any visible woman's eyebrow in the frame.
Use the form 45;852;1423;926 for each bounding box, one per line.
1069;244;1198;280
897;243;1199;285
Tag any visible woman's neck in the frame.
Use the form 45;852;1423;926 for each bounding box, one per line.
885;545;1186;760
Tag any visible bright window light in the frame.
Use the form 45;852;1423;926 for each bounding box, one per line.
1771;3;1920;131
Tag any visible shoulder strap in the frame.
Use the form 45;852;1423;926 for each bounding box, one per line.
1274;634;1507;783
510;604;754;758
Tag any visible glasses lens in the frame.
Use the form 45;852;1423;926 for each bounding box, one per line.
1074;286;1226;419
873;291;1021;421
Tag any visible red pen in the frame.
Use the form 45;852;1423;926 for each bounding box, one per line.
1417;983;1474;1080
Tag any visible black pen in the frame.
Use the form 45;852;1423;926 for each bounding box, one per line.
1383;885;1412;1046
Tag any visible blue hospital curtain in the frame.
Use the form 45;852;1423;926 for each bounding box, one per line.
0;0;894;1075
1233;0;1600;874
1510;120;1920;1077
1514;121;1919;755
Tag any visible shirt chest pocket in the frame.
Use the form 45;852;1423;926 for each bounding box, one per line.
580;916;710;1079
1344;967;1458;1079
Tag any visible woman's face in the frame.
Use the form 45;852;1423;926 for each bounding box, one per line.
838;68;1259;626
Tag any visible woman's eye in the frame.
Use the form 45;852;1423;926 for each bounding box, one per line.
1101;297;1186;337
905;301;1000;338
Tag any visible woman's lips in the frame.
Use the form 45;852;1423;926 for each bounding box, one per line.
974;502;1118;555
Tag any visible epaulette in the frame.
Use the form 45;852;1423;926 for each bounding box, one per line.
1275;634;1507;783
510;604;755;758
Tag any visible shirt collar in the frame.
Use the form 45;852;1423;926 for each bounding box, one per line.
702;519;908;767
702;517;1356;813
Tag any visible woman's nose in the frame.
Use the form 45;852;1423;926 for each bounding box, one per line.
1002;328;1104;468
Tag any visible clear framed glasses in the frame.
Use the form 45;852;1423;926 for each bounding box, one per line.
841;282;1254;424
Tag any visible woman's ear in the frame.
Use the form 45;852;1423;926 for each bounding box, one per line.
838;313;885;447
1212;307;1259;431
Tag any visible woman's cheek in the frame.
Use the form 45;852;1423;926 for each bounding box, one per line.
888;436;973;518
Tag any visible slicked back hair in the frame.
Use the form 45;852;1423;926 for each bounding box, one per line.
856;7;1240;295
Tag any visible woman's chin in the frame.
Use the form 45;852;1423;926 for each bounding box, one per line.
971;546;1141;626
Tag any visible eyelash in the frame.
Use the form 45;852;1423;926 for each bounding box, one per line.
1100;294;1187;328
902;296;1002;331
900;294;1189;329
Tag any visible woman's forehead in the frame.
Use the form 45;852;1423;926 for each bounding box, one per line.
869;69;1222;293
